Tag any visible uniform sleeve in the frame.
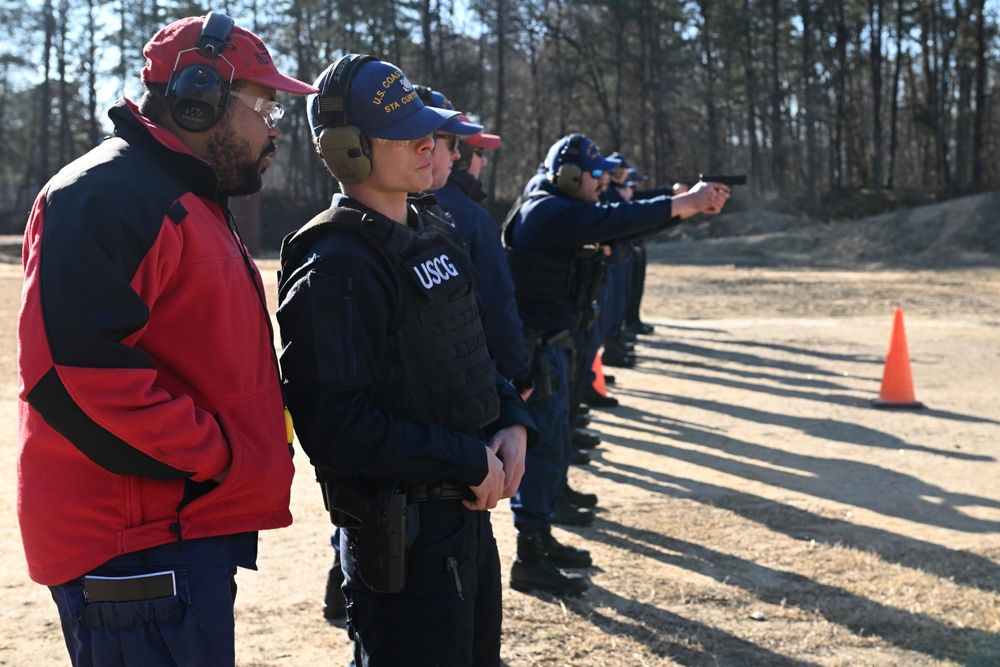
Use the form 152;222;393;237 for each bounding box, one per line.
517;193;677;248
277;235;492;487
484;370;539;449
462;210;533;388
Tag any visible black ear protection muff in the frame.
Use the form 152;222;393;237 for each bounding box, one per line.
552;133;584;195
166;11;236;132
455;141;473;172
414;84;434;105
316;54;378;185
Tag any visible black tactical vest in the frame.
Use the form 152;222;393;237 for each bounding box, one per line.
279;203;500;434
500;193;607;312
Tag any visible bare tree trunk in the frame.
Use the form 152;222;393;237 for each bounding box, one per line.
742;0;761;200
698;0;719;172
887;0;905;189
85;0;100;147
952;0;973;192
798;0;817;212
420;0;436;80
488;0;507;200
38;0;55;189
57;0;70;166
971;0;986;188
832;0;847;189
869;0;885;200
769;0;785;192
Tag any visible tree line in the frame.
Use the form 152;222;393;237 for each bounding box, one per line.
1;0;997;242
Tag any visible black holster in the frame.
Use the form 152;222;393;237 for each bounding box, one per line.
318;473;420;594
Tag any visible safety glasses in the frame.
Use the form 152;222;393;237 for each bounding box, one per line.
231;90;284;129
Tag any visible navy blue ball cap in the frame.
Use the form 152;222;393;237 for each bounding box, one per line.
308;57;459;141
545;134;621;175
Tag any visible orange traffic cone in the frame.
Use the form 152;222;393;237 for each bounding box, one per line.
592;352;608;397
871;307;925;409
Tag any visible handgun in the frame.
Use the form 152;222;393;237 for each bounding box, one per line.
699;174;747;187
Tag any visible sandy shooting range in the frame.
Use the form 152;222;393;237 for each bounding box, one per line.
0;192;998;666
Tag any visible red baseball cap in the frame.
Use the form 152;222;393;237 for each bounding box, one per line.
464;129;502;150
141;15;317;95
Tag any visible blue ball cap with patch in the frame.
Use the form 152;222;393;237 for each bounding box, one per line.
545;134;622;175
308;57;459;141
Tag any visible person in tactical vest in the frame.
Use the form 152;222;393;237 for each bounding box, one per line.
503;133;730;595
317;85;485;629
276;55;536;667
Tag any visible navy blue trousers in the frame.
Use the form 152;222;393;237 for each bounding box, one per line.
342;501;502;667
50;562;238;667
510;344;571;532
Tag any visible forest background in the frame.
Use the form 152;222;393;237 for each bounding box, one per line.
1;0;998;250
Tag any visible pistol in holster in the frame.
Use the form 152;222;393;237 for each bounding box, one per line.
527;329;573;401
317;472;419;594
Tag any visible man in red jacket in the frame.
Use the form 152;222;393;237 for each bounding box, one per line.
16;12;316;666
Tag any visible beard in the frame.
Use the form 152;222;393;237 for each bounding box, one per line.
205;114;275;197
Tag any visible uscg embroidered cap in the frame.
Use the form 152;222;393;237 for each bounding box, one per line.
141;15;317;95
309;58;459;141
545;134;621;175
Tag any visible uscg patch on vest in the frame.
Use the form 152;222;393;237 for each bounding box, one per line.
402;247;476;299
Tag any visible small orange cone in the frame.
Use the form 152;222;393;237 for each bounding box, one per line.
871;307;925;409
592;351;608;397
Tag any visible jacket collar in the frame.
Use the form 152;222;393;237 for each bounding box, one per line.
108;98;220;200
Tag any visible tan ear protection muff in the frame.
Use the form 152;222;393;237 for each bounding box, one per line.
552;133;584;195
316;54;378;185
166;11;235;132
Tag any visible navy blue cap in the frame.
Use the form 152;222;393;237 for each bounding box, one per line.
414;85;484;137
546;135;622;175
308;57;459;140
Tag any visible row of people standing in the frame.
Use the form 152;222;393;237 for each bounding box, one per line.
15;10;729;666
502;134;731;597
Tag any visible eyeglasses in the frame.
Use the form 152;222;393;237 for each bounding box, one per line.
471;146;485;157
589;169;604;179
433;133;460;152
230;90;284;128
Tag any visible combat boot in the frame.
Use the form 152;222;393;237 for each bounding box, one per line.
510;531;589;595
540;524;592;568
563;484;598;508
552;497;595;526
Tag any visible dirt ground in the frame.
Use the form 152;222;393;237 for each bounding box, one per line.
1;198;999;666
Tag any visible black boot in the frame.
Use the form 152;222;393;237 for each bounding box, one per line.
563;484;598;508
510;532;590;595
552;496;595;526
572;427;601;449
540;525;592;568
323;549;347;627
582;386;620;408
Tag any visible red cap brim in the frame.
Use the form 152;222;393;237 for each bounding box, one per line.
465;132;501;149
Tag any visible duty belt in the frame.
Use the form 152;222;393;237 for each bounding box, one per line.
407;479;471;503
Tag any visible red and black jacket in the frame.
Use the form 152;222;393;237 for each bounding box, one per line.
17;99;294;586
